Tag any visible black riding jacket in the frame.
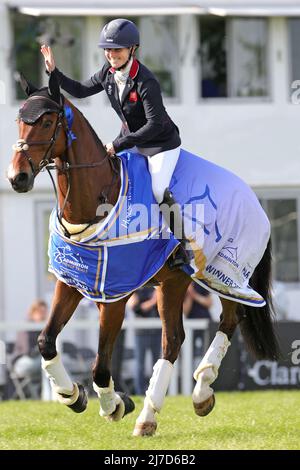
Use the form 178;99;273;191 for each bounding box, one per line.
53;59;181;154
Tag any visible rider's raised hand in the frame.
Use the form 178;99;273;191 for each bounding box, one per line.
40;45;56;73
105;143;116;156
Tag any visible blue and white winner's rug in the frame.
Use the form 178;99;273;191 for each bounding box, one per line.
48;149;270;306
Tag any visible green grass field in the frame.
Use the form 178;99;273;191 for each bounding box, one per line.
0;391;299;450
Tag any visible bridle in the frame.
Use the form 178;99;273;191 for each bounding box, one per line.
13;95;120;238
13;98;65;176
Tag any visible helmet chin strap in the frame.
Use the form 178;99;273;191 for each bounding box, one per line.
114;46;135;71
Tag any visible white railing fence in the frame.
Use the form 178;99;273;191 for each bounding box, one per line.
0;318;210;398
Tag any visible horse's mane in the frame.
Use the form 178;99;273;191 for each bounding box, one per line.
65;98;106;154
72;103;104;149
25;87;106;154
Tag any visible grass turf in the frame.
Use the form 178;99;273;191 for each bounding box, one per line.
0;391;299;450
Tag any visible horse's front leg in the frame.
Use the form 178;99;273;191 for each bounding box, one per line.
92;299;135;422
38;281;87;412
133;268;191;437
192;297;238;416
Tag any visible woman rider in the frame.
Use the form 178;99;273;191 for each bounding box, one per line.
41;18;190;266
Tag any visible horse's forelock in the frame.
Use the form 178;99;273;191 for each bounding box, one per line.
18;89;62;124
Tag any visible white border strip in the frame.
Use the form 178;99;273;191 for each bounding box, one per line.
99;245;108;301
19;7;204;16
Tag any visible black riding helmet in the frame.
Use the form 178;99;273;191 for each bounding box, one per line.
98;18;140;49
98;19;139;70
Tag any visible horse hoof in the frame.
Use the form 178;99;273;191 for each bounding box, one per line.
193;394;215;417
67;384;88;413
106;392;135;422
133;422;157;437
117;392;135;416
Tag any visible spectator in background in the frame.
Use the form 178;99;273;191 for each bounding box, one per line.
272;281;289;320
128;287;161;395
183;282;212;320
183;282;212;364
12;300;48;396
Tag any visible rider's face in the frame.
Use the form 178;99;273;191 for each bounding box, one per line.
104;47;131;69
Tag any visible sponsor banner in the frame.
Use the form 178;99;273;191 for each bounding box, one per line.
211;322;300;390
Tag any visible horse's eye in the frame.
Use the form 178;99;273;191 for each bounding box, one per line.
43;120;53;129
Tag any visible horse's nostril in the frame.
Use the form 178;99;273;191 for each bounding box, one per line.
11;172;32;192
15;172;29;184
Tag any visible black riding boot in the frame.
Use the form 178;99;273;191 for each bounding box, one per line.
159;188;193;268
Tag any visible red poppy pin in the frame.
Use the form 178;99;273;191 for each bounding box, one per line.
129;91;138;102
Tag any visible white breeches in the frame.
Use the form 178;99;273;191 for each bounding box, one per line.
147;147;181;203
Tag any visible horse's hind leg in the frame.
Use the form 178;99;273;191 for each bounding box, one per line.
92;300;135;422
38;281;87;412
133;268;190;437
192;297;238;416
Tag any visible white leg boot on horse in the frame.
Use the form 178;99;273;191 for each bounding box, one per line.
42;352;87;413
192;331;231;416
38;282;87;413
133;359;173;436
93;301;135;423
93;377;134;422
133;268;190;437
192;298;238;416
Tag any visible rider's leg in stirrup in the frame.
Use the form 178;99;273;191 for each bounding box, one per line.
147;147;192;267
159;188;193;266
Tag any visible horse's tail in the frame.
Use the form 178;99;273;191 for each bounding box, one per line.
238;238;281;360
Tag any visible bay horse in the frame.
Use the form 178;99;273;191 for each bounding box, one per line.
7;73;279;437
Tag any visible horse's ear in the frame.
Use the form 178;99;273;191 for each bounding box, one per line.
16;72;38;96
48;72;61;104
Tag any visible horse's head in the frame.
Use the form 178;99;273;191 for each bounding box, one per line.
8;73;67;192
